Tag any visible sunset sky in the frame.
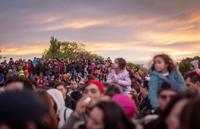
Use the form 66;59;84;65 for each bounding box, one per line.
0;0;200;64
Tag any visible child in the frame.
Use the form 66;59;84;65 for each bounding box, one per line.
149;54;186;108
107;58;131;93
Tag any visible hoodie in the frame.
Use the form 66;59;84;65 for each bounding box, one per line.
47;89;73;129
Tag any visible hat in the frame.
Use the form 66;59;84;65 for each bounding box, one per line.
87;80;105;93
112;94;137;118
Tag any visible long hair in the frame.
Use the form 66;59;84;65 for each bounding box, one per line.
92;101;135;129
36;90;58;129
151;54;176;73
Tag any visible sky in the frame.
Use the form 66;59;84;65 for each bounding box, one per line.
0;0;200;64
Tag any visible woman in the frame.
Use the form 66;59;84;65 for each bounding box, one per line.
47;89;73;129
36;90;58;129
87;101;135;129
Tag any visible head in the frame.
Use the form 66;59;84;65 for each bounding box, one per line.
112;94;137;118
113;58;126;70
157;82;178;111
87;101;135;129
70;80;79;90
0;90;51;129
184;71;200;94
105;83;123;97
5;77;34;91
36;90;58;129
180;97;200;129
55;82;68;97
83;80;105;103
151;54;175;73
165;93;197;129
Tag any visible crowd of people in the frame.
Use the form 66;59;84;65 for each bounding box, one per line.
0;53;200;129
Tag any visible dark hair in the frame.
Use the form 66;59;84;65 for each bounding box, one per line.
152;93;196;129
115;58;127;70
157;81;177;96
184;71;200;83
180;97;200;129
151;54;175;73
54;82;65;89
36;90;58;129
105;83;123;97
0;90;52;129
91;101;135;129
5;77;34;91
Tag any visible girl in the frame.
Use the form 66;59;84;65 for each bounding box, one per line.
149;54;186;108
87;101;135;129
107;58;131;93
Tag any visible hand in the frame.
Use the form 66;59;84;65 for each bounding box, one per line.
74;97;88;118
112;78;119;83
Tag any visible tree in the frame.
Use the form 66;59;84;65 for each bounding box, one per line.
179;56;200;75
43;36;102;60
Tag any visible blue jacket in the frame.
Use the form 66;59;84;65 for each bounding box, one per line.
148;69;186;108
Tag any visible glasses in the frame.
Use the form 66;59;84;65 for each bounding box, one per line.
83;88;98;94
159;94;176;100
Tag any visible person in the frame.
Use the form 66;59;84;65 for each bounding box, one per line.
0;90;52;129
87;101;135;129
184;71;200;94
5;76;34;91
36;90;58;129
112;93;137;118
107;58;131;93
149;54;186;108
179;97;200;129
105;83;123;97
47;89;73;129
144;82;178;129
55;82;76;110
63;80;105;129
146;92;195;129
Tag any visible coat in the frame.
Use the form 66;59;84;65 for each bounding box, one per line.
148;69;186;108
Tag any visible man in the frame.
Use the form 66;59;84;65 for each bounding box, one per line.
63;80;105;129
55;82;76;110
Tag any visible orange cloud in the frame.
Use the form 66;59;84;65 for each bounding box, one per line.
40;18;108;31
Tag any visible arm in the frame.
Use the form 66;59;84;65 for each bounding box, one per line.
148;76;159;109
118;73;131;86
107;72;113;84
176;70;186;91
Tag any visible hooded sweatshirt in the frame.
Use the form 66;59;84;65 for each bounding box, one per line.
47;89;73;129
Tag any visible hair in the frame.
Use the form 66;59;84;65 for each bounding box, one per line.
54;82;65;89
5;76;34;91
151;54;176;73
0;90;52;129
180;97;200;129
105;83;123;97
36;90;58;129
184;71;200;83
91;101;135;129
152;93;197;129
157;81;177;96
115;58;127;70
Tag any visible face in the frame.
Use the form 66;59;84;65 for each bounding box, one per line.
166;100;188;129
158;90;177;110
6;82;24;91
87;107;104;129
185;77;200;93
112;60;119;69
56;85;67;96
83;84;102;102
71;81;78;90
154;57;168;73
